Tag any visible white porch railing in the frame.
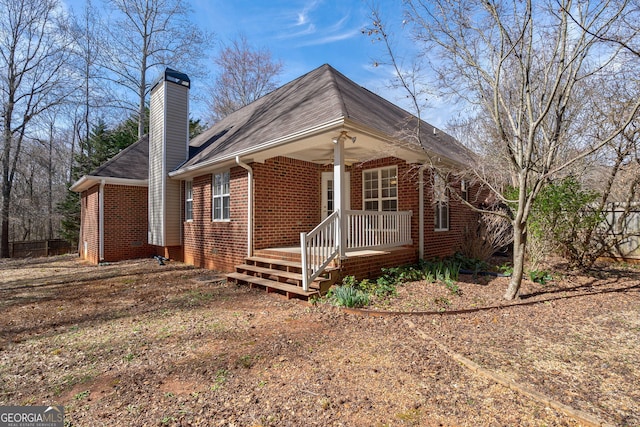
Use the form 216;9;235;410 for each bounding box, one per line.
346;210;413;250
300;211;339;291
300;210;413;291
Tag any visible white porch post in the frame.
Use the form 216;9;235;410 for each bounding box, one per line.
334;133;346;258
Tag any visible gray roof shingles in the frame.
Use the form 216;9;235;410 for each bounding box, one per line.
89;135;149;180
182;64;472;171
85;64;472;183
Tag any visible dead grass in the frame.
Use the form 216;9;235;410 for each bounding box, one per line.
0;254;638;426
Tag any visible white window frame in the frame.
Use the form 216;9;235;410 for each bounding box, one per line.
461;180;468;202
185;180;193;222
434;174;449;231
212;171;230;221
362;166;398;212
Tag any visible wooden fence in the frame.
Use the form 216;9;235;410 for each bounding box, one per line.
604;206;640;260
9;239;74;258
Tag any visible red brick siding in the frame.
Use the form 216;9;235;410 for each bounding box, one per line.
253;157;322;249
80;185;100;264
183;166;248;272
79;184;153;264
102;185;154;261
341;247;417;281
422;170;480;258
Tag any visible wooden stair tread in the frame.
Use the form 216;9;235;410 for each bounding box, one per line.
246;256;302;269
247;256;339;272
236;264;302;281
226;272;319;297
236;264;332;283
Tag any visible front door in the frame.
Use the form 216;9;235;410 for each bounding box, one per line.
321;171;350;219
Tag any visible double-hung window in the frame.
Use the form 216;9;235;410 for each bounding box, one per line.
213;171;230;221
434;174;449;231
363;166;398;212
185;180;193;221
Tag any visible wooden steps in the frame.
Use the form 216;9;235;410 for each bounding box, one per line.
226;256;339;299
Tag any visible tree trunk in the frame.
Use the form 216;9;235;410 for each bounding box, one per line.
504;219;526;300
1;184;10;258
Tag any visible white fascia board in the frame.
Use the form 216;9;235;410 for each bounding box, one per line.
70;175;148;192
169;118;345;179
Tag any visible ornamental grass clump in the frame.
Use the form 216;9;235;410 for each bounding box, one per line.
329;285;370;308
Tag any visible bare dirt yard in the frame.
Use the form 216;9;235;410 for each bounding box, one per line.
0;254;638;426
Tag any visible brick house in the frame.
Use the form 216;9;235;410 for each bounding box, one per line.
72;64;479;298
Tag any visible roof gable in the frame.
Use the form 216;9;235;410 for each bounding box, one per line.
179;64;472;172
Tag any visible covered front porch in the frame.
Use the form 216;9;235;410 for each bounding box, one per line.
227;128;426;299
227;208;416;299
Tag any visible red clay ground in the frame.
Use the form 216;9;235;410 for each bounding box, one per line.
0;254;638;426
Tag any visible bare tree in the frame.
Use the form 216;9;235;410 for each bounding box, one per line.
207;34;283;123
100;0;211;139
369;0;640;299
0;0;73;257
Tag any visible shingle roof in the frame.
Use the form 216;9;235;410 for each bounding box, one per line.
180;64;472;171
89;135;149;180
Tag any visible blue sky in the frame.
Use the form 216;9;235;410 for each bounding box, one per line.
64;0;456;128
191;0;428;121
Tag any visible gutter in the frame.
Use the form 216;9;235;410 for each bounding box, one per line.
235;156;253;258
418;164;428;260
169;118;345;179
99;179;105;262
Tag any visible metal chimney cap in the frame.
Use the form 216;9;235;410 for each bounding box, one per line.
164;68;190;88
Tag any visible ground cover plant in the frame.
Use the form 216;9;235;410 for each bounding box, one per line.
1;254;638;426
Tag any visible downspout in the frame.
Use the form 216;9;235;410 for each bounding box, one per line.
99;179;105;262
418;165;427;260
235;156;253;258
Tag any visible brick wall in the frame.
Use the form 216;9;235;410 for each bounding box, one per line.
80;185;100;264
183;166;248;272
102;184;154;261
253;157;322;249
422;170;480;259
79;184;153;264
180;155;480;273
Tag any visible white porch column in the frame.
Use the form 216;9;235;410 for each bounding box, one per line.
334;133;346;258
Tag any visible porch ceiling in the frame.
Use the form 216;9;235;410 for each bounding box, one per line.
250;127;428;166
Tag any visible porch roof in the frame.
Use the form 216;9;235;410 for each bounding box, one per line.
170;64;474;178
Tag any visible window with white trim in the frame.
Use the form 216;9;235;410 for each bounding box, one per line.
461;180;468;202
185;180;193;221
212;171;230;221
434;174;449;231
363;166;398;211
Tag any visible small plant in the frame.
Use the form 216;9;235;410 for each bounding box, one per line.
74;390;89;401
330;285;370;308
123;352;135;362
433;296;451;312
444;279;461;296
529;269;553;285
160;416;175;425
498;263;513;276
237;354;255;369
211;369;228;391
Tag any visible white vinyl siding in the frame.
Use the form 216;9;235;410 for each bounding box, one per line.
213;171;230;221
363;166;397;212
148;76;189;246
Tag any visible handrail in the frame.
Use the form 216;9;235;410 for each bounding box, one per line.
300;211;339;291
